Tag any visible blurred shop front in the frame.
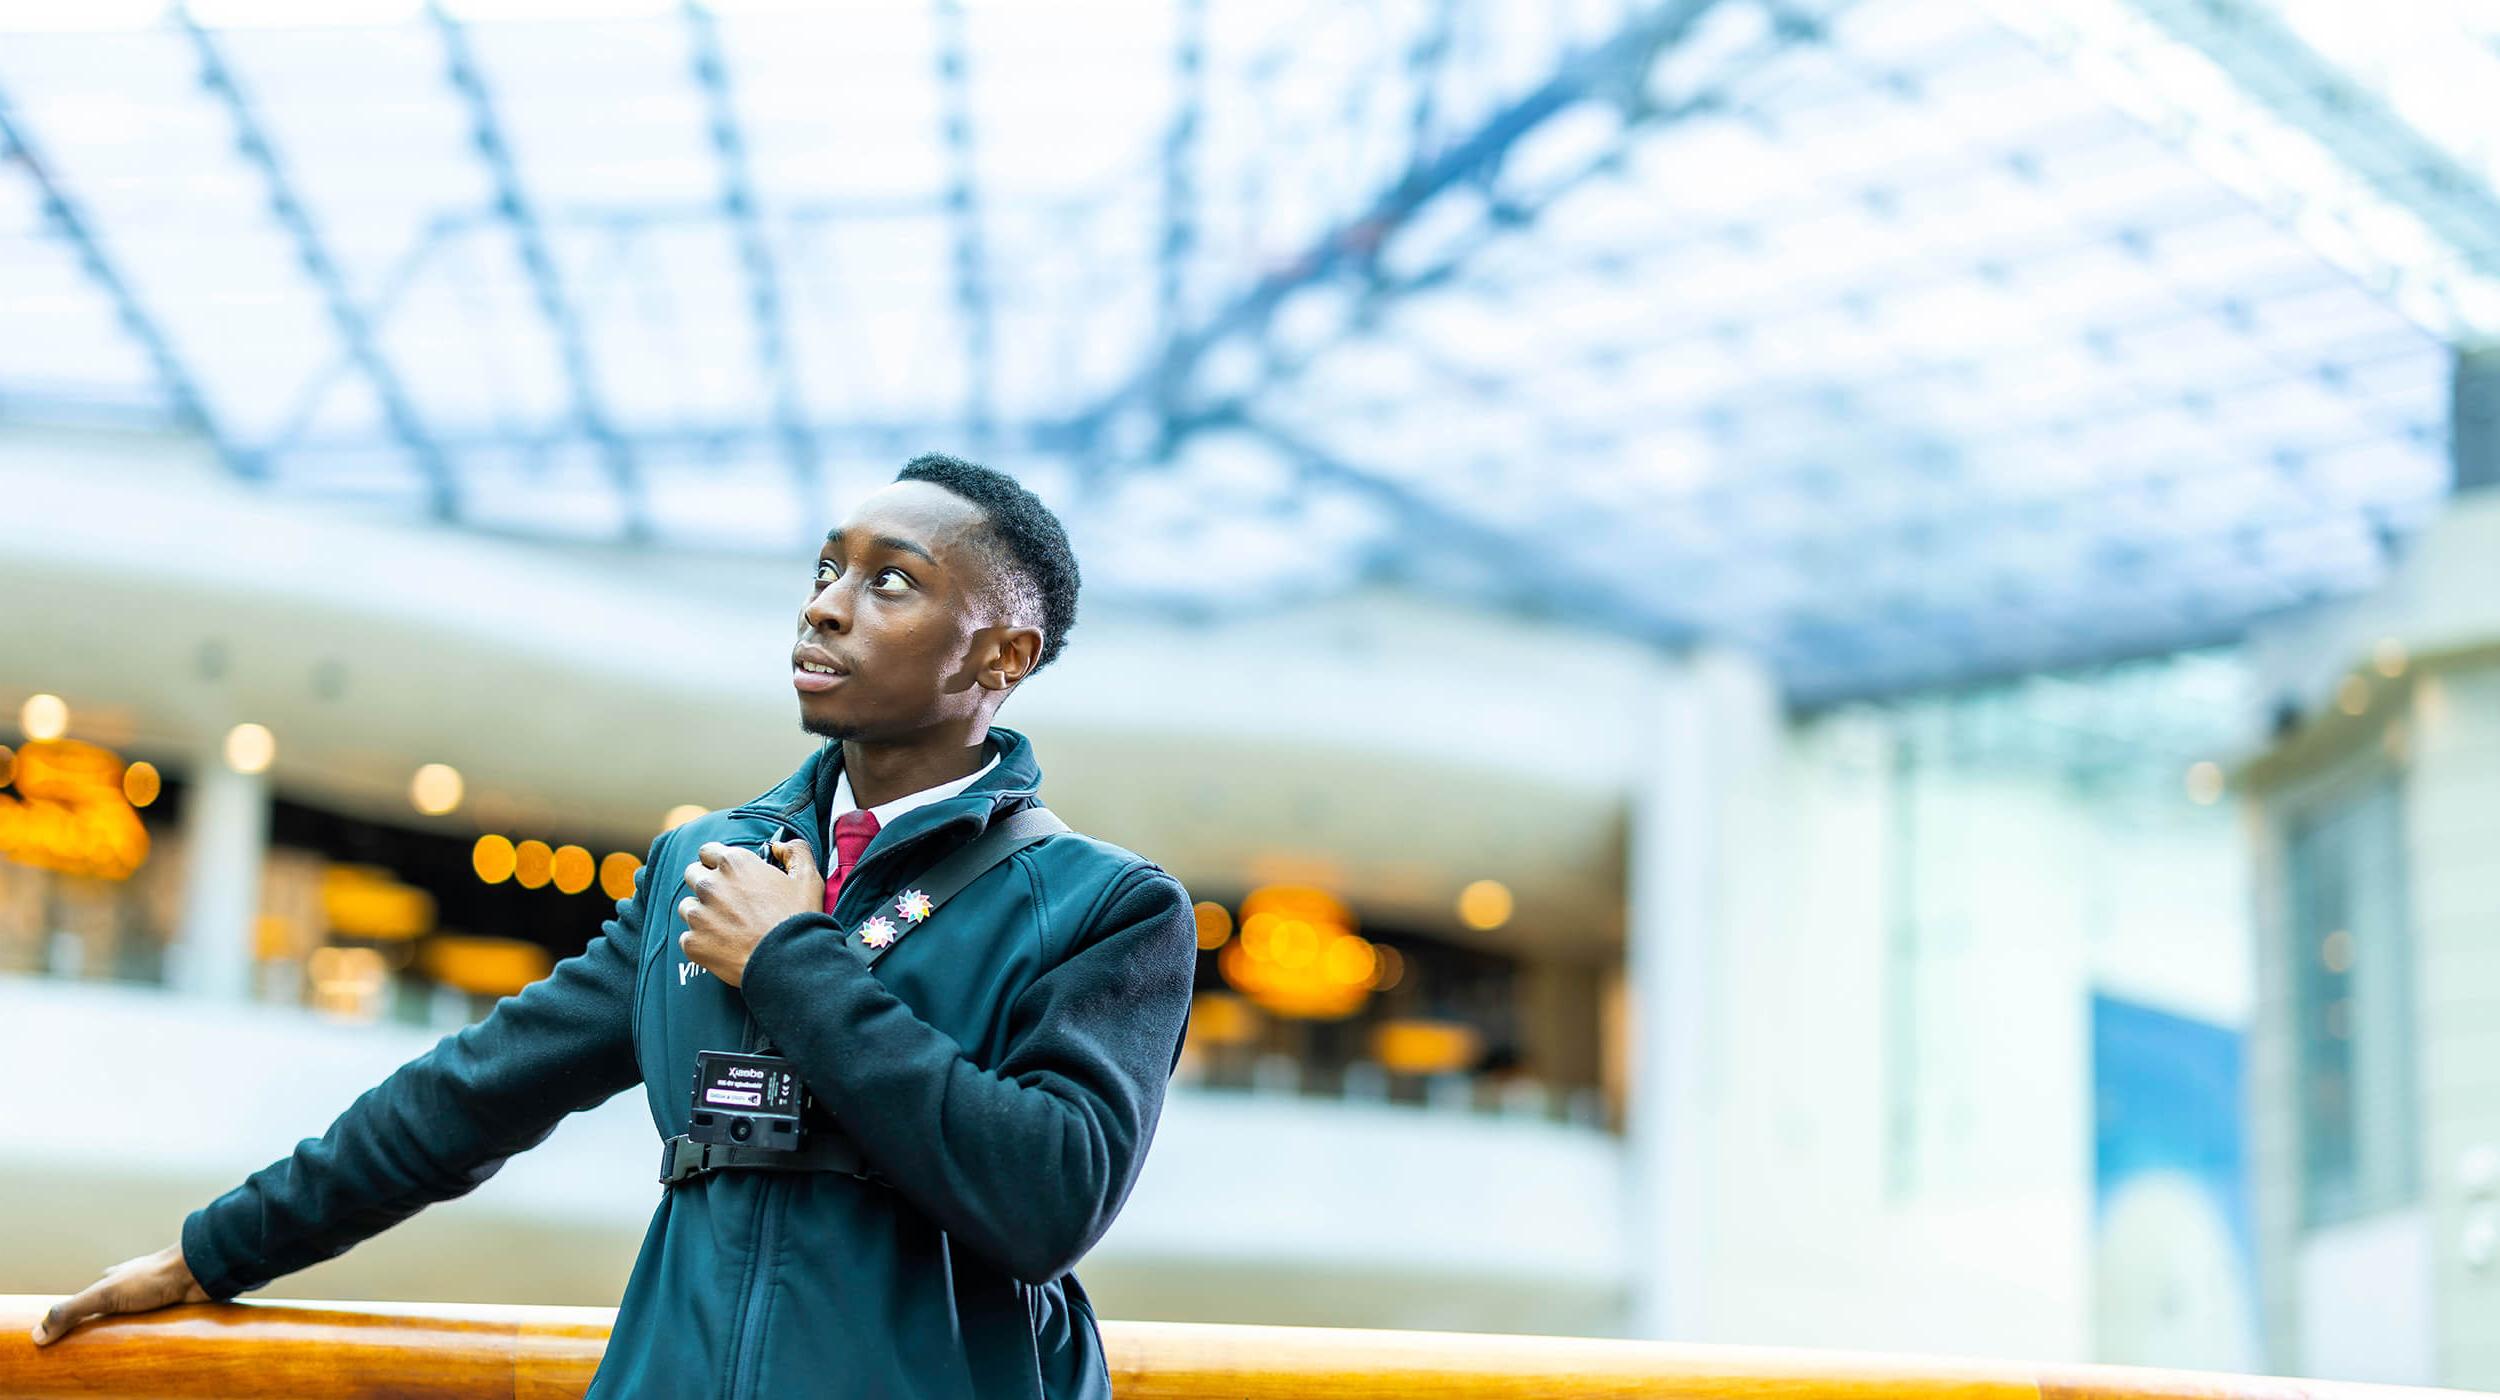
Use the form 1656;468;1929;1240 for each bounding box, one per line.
1179;883;1610;1127
0;728;638;1029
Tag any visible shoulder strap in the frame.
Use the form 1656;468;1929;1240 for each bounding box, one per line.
846;806;1071;968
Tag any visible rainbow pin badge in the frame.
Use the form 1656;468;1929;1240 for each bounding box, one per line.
895;888;935;924
857;915;898;950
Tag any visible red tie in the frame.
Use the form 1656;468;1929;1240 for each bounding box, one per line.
822;810;880;914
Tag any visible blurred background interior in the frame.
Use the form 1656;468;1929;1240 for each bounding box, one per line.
4;0;2500;1385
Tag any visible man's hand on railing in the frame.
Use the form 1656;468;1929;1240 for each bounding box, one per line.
28;1243;208;1347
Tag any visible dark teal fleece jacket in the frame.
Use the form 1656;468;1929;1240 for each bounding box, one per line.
181;727;1198;1399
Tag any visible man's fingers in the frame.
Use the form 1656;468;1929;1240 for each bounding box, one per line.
696;841;729;869
33;1279;113;1346
33;1245;203;1345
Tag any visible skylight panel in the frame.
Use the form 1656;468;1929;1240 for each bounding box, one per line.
454;439;633;539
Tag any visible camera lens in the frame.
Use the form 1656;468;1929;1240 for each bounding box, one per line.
730;1118;753;1143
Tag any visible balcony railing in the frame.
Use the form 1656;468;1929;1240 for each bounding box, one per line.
0;1295;2481;1400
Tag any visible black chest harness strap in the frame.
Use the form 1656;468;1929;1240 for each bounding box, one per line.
659;806;1074;1188
661;1131;867;1185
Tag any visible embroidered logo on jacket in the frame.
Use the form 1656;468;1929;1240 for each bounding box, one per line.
678;961;710;985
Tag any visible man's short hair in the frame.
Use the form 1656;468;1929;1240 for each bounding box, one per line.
897;453;1081;673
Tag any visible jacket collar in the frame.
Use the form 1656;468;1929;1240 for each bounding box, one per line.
726;727;1044;902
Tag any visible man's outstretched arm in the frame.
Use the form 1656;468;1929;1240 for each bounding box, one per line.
31;836;661;1345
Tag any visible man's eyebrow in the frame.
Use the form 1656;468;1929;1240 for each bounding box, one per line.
822;529;938;566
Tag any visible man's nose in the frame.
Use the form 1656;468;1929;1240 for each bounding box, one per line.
802;581;850;632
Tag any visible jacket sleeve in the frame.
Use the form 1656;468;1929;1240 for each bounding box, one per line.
178;841;657;1300
740;859;1196;1285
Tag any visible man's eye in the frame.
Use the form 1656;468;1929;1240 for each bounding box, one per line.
812;560;838;585
871;567;913;594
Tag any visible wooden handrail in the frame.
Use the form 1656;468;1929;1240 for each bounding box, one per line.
0;1295;2477;1400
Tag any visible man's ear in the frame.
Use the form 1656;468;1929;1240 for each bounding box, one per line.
976;626;1045;692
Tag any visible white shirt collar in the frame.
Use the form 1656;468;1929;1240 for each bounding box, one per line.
828;750;1001;830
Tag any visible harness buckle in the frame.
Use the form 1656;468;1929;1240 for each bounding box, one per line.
659;1135;716;1185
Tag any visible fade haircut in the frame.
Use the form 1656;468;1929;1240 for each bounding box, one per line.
896;453;1080;673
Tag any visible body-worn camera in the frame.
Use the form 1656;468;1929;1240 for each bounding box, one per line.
689;1049;811;1151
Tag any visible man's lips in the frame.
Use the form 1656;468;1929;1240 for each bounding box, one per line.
792;651;850;693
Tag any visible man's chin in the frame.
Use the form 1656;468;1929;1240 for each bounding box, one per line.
798;707;860;742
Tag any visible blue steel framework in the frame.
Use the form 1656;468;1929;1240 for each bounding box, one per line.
179;10;460;519
0;0;2469;700
0;86;228;461
426;0;648;539
684;0;823;510
2128;0;2500;286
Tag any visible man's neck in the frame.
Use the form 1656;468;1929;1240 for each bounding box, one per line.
840;728;993;811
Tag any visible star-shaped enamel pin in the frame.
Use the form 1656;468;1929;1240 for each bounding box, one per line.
895;888;935;924
857;915;898;950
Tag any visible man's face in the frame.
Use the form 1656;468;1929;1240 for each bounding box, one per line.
793;481;1002;742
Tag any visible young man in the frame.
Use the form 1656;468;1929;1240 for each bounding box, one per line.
32;455;1200;1399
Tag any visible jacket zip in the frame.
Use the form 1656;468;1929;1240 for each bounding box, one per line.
714;799;801;1400
703;793;915;1400
706;767;1040;1400
723;1180;780;1400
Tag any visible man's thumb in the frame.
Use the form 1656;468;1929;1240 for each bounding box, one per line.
772;838;817;874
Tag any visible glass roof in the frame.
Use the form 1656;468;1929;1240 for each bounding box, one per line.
0;0;2469;699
